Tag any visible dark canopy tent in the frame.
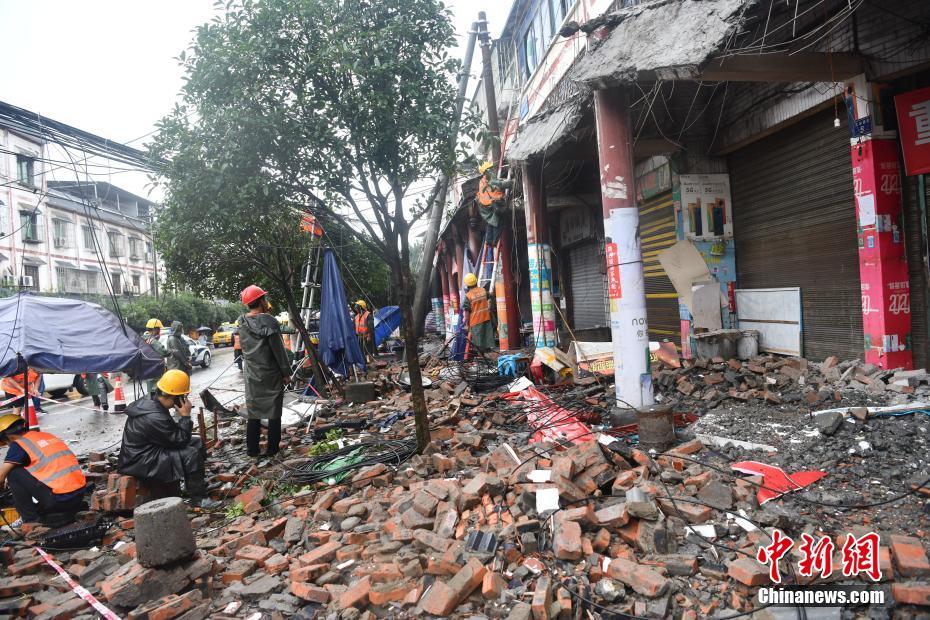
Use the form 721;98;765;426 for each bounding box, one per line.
319;250;366;375
0;293;164;379
374;306;401;347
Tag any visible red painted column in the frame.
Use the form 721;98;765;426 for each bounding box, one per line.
522;161;557;347
496;223;521;350
438;259;451;340
853;138;913;368
594;87;654;408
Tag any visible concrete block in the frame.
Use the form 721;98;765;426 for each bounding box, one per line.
134;497;197;568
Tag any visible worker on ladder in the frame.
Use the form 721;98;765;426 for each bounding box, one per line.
354;300;375;363
476;161;512;243
462;273;494;355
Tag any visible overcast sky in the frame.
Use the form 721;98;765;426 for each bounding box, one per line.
0;0;511;200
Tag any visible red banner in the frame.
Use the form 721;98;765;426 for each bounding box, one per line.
605;242;622;299
895;87;930;176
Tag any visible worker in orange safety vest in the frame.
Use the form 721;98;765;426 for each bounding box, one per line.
462;273;494;353
0;413;86;526
354;300;375;362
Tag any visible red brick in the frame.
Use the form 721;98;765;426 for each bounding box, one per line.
237;485;265;514
338;575;371;609
299;540;341;566
657;499;713;523
893;582;930;606
260;516;288;540
363;563;403;583
291;582;331;603
890;535;930;577
214;530;267;557
482;571;506;600
0;576;43;597
8;557;43;575
553;520;582;561
728;557;771;586
369;580;413;605
126;590;201;620
420;558;487;616
532;574;552;620
608;557;670;597
310;488;339;512
235;545;275;566
222;559;257;583
593;528;611;554
595;503;629;528
264;553;289;575
291;563;328;583
612;469;641;493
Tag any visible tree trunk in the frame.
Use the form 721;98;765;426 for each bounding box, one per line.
279;279;329;395
412;179;449;337
394;258;431;453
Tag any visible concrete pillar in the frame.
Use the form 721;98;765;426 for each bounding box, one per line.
594;88;654;408
852;138;913;369
497;223;522;350
134;497;196;568
445;251;459;335
431;267;445;336
522;162;557;347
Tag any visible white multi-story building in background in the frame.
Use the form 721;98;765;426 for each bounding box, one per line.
0;111;162;297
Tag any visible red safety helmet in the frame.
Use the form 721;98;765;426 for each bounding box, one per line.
241;285;268;306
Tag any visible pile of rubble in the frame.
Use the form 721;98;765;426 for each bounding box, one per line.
2;352;930;619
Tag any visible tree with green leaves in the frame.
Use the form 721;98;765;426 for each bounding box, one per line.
151;0;464;451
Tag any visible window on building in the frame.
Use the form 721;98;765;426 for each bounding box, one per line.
82;225;97;250
108;231;124;257
57;268;104;294
16;155;35;187
518;0;575;80
52;218;73;248
129;237;143;260
148;276;156;294
132;274;141;293
110;272;122;295
22;265;39;290
19;210;41;243
145;241;154;262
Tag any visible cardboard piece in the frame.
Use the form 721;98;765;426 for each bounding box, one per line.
658;240;713;312
691;282;723;330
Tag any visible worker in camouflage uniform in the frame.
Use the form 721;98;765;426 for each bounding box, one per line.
142;318;170;394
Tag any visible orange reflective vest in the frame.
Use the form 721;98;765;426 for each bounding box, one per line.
466;287;491;326
477;176;505;207
1;370;40;397
355;311;371;335
13;431;86;495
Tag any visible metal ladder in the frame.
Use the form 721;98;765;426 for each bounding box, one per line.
293;236;324;354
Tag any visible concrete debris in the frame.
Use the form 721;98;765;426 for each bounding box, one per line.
3;345;930;618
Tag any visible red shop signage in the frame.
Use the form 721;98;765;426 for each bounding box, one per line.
895;86;930;176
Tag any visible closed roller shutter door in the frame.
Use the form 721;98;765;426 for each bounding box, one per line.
729;109;861;361
903;173;930;368
640;191;681;346
569;241;608;330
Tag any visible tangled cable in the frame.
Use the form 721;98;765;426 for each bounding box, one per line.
281;438;418;485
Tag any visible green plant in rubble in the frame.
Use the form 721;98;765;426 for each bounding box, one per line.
225;502;245;520
308;429;344;456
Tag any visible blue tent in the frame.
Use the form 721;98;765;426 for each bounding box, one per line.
374;306;401;346
319;249;366;374
0;293;164;379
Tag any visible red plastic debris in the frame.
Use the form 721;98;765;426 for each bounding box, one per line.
730;460;826;505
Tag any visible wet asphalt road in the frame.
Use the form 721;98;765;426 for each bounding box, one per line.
17;347;242;458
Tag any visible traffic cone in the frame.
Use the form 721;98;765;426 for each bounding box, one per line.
113;374;126;413
22;399;39;429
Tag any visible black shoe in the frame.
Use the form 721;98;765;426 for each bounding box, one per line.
247;452;260;458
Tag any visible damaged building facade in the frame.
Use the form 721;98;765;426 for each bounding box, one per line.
430;0;930;407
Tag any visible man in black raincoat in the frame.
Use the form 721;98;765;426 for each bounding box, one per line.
116;369;219;509
166;320;192;375
238;284;291;458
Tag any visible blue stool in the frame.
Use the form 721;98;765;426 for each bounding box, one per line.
498;354;528;378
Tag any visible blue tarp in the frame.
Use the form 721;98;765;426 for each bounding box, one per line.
0;293;164;379
319;249;366;374
374;306;401;346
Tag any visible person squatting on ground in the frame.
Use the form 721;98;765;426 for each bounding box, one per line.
238;285;291;459
0;413;86;526
116;369;219;509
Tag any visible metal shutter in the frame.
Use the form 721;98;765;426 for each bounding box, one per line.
728;109;861;361
903;173;930;368
569;241;608;329
640;191;681;346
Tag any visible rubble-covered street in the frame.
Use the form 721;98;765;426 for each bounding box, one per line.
4;347;930;619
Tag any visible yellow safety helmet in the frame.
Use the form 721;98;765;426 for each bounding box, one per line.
155;369;191;396
356;300;367;310
0;413;25;437
463;273;478;287
145;318;164;329
478;161;494;175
